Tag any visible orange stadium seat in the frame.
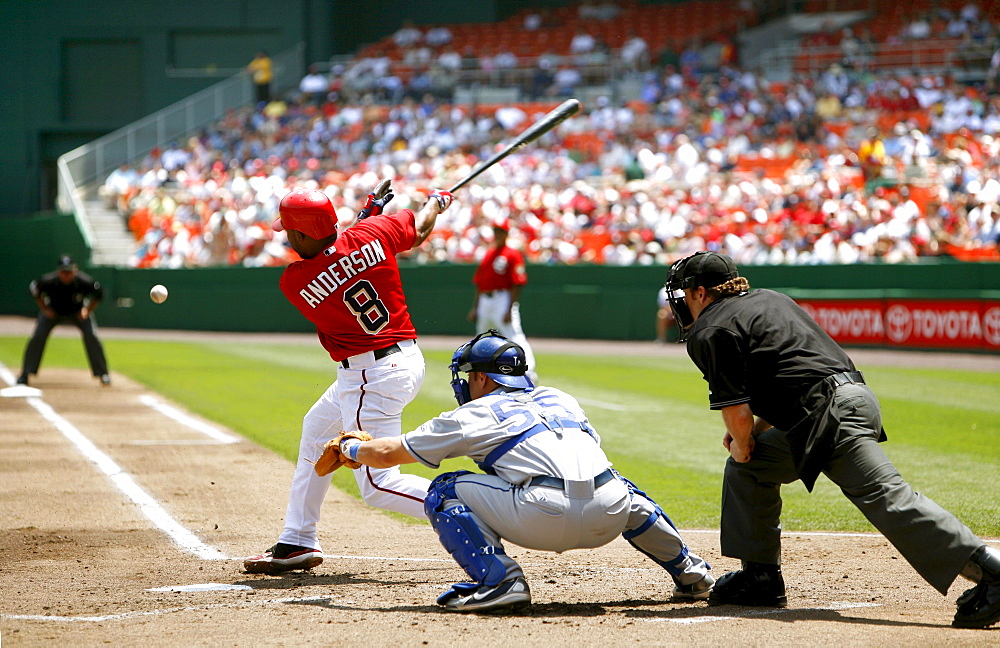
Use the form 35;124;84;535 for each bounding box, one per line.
362;0;747;68
734;155;798;180
563;133;604;160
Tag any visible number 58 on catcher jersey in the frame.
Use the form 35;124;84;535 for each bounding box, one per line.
402;385;612;486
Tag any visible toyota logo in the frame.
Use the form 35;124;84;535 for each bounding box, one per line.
885;305;912;343
985;307;1000;346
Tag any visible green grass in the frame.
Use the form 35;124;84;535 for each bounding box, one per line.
1;336;997;536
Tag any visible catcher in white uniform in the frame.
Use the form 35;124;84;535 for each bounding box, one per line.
327;331;714;612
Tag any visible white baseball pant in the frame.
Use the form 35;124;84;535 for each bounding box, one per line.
278;339;430;551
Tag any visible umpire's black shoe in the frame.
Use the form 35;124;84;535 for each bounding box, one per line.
953;545;1000;629
707;561;787;607
16;374;29;386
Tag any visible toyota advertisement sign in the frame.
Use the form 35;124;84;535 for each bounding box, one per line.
798;299;1000;351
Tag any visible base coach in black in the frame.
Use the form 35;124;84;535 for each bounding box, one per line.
664;250;999;629
17;255;111;387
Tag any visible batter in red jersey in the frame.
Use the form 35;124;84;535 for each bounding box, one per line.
467;219;536;379
245;182;454;575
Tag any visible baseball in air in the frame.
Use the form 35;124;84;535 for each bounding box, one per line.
150;284;169;304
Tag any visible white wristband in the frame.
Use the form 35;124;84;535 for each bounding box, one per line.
341;439;362;462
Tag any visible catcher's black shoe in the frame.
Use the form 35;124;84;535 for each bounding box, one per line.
953;545;1000;629
243;543;323;575
439;577;531;613
707;562;787;607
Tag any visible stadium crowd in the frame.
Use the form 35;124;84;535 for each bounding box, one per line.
110;9;1000;269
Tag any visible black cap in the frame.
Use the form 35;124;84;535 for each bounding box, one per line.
677;252;738;289
57;255;77;271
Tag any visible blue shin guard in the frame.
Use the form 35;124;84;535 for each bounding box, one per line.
426;471;508;589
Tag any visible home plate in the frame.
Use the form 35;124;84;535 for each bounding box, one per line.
147;583;252;593
1;385;42;398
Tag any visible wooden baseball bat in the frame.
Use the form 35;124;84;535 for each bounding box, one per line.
448;98;582;193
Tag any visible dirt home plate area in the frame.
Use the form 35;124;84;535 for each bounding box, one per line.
0;318;997;646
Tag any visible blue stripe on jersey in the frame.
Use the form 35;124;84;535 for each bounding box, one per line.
476;392;597;472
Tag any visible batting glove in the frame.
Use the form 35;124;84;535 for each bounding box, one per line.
428;190;454;211
357;179;394;220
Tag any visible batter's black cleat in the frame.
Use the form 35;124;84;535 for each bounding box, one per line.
953;545;1000;629
243;543;323;575
16;374;29;386
440;577;531;613
707;562;787;607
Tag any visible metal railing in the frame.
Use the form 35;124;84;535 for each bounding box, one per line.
57;43;304;252
761;38;982;77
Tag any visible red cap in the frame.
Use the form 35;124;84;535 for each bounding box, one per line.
273;189;338;239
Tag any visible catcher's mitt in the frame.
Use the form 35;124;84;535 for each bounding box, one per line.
310;431;373;476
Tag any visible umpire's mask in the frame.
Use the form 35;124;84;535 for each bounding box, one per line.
664;251;739;342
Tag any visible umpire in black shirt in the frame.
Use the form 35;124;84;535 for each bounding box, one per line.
17;255;111;387
664;251;999;629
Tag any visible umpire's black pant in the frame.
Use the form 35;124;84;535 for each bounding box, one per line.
21;312;109;378
720;382;982;595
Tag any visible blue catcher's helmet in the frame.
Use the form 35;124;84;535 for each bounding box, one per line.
449;330;534;405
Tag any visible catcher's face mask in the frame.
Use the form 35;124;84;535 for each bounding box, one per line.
449;330;533;405
449;342;474;406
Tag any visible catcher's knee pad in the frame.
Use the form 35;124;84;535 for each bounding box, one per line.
619;473;679;536
424;470;473;518
619;473;693;577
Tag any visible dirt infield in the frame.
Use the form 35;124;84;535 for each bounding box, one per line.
1;318;997;646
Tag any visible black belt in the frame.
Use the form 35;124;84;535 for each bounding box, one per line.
340;343;401;369
480;289;508;297
829;370;865;387
528;468;616;490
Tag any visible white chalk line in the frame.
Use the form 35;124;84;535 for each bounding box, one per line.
324;553;450;562
126;439;238;446
0;363;229;561
575;396;631;411
0;365;23;389
138;394;241;444
147;583;253;592
1;595;331;623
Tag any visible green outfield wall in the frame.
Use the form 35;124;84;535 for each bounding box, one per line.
3;214;998;346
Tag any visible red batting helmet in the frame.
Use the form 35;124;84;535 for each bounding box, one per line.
273;189;338;240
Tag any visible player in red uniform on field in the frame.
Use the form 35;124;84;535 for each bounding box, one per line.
245;182;454;574
467;219;536;379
